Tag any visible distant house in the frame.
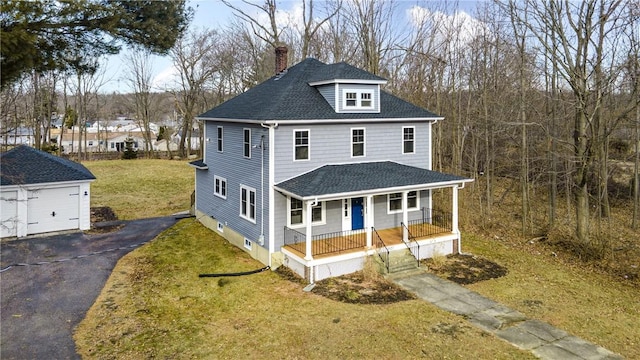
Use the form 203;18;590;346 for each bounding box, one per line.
191;48;473;283
0;145;96;238
59;132;150;154
1;127;35;146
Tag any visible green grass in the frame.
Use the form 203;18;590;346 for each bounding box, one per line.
463;233;640;359
83;159;194;220
74;219;534;359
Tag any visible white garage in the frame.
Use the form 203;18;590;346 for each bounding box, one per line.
1;146;95;238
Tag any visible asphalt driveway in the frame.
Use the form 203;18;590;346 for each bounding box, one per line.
0;216;179;360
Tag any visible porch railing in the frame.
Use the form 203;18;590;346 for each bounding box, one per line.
373;228;389;273
407;208;453;237
400;222;420;267
283;226;306;254
312;229;366;256
283;227;366;257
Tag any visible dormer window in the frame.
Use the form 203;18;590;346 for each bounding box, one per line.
343;89;374;110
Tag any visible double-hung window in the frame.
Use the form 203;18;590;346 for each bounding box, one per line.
217;126;223;152
352;128;365;157
388;191;419;213
294;130;309;161
243;128;251;158
344;90;374;109
288;197;324;227
214;176;227;199
403;126;415;154
240;185;256;222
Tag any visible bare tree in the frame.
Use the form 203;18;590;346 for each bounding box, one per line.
124;50;157;156
170;28;221;158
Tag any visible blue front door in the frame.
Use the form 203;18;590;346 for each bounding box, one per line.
351;197;364;230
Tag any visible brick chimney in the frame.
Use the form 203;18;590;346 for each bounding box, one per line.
275;46;288;74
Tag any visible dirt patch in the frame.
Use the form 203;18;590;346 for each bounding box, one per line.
89;207;122;233
91;207;118;223
275;266;416;305
276;255;507;304
423;254;508;285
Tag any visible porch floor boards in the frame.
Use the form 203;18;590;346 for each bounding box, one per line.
283;224;450;259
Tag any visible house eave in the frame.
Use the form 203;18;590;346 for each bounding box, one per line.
308;78;388;87
274;178;474;202
198;117;444;125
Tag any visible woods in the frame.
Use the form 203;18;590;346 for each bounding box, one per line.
1;0;639;261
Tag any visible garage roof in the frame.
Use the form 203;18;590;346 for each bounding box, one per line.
0;145;96;186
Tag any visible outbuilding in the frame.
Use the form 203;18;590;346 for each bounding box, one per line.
1;145;96;238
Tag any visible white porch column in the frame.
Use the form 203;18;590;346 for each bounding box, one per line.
366;195;373;248
305;200;313;261
402;191;409;242
452;185;459;234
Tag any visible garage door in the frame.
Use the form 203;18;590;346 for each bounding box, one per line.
1;190;18;237
27;186;80;235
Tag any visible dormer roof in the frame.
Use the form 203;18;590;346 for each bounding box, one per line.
307;62;387;86
198;58;441;122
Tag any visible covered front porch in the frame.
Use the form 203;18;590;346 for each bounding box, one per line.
274;161;473;282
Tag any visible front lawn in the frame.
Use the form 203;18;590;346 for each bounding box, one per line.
74;219;533;359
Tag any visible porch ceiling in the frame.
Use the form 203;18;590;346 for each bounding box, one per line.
274;161;473;201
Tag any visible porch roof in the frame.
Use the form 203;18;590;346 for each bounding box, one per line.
274;161;473;200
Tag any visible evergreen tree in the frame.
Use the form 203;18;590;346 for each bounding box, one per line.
0;0;193;88
122;137;137;160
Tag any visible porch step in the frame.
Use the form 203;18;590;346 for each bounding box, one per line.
386;248;419;274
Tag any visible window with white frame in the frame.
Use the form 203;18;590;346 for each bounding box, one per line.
214;175;227;199
294;130;309;161
240;185;256;222
217;126;223;152
243;128;251;158
403;126;415;154
290;198;303;225
344;90;374;109
244;238;252;250
288;197;324;227
388;191;419;213
361;92;372;107
352;128;365;157
345;92;357;107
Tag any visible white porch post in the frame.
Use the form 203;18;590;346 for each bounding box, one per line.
305;200;313;261
402;191;409;242
366;195;373;248
452;185;459;234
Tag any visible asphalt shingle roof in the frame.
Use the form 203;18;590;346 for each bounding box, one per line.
0;145;96;186
198;58;440;121
275;161;471;198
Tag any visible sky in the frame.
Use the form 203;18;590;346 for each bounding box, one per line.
100;0;481;94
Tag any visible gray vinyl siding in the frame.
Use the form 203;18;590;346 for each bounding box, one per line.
316;85;336;111
274;122;431;183
197;121;270;247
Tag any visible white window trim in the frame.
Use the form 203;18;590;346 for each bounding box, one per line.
217;126;223;152
351;127;366;158
214;175;227;199
239;184;257;223
402;126;415;154
343;89;375;110
243;128;251;159
286;197;326;228
244;238;252;250
293;129;310;161
217;223;224;233
387;191;420;214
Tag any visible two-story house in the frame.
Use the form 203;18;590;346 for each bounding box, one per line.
191;47;473;283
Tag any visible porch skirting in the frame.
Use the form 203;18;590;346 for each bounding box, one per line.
282;234;459;282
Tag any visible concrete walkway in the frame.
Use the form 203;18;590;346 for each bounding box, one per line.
391;271;623;360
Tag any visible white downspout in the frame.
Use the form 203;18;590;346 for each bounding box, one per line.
261;122;278;267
